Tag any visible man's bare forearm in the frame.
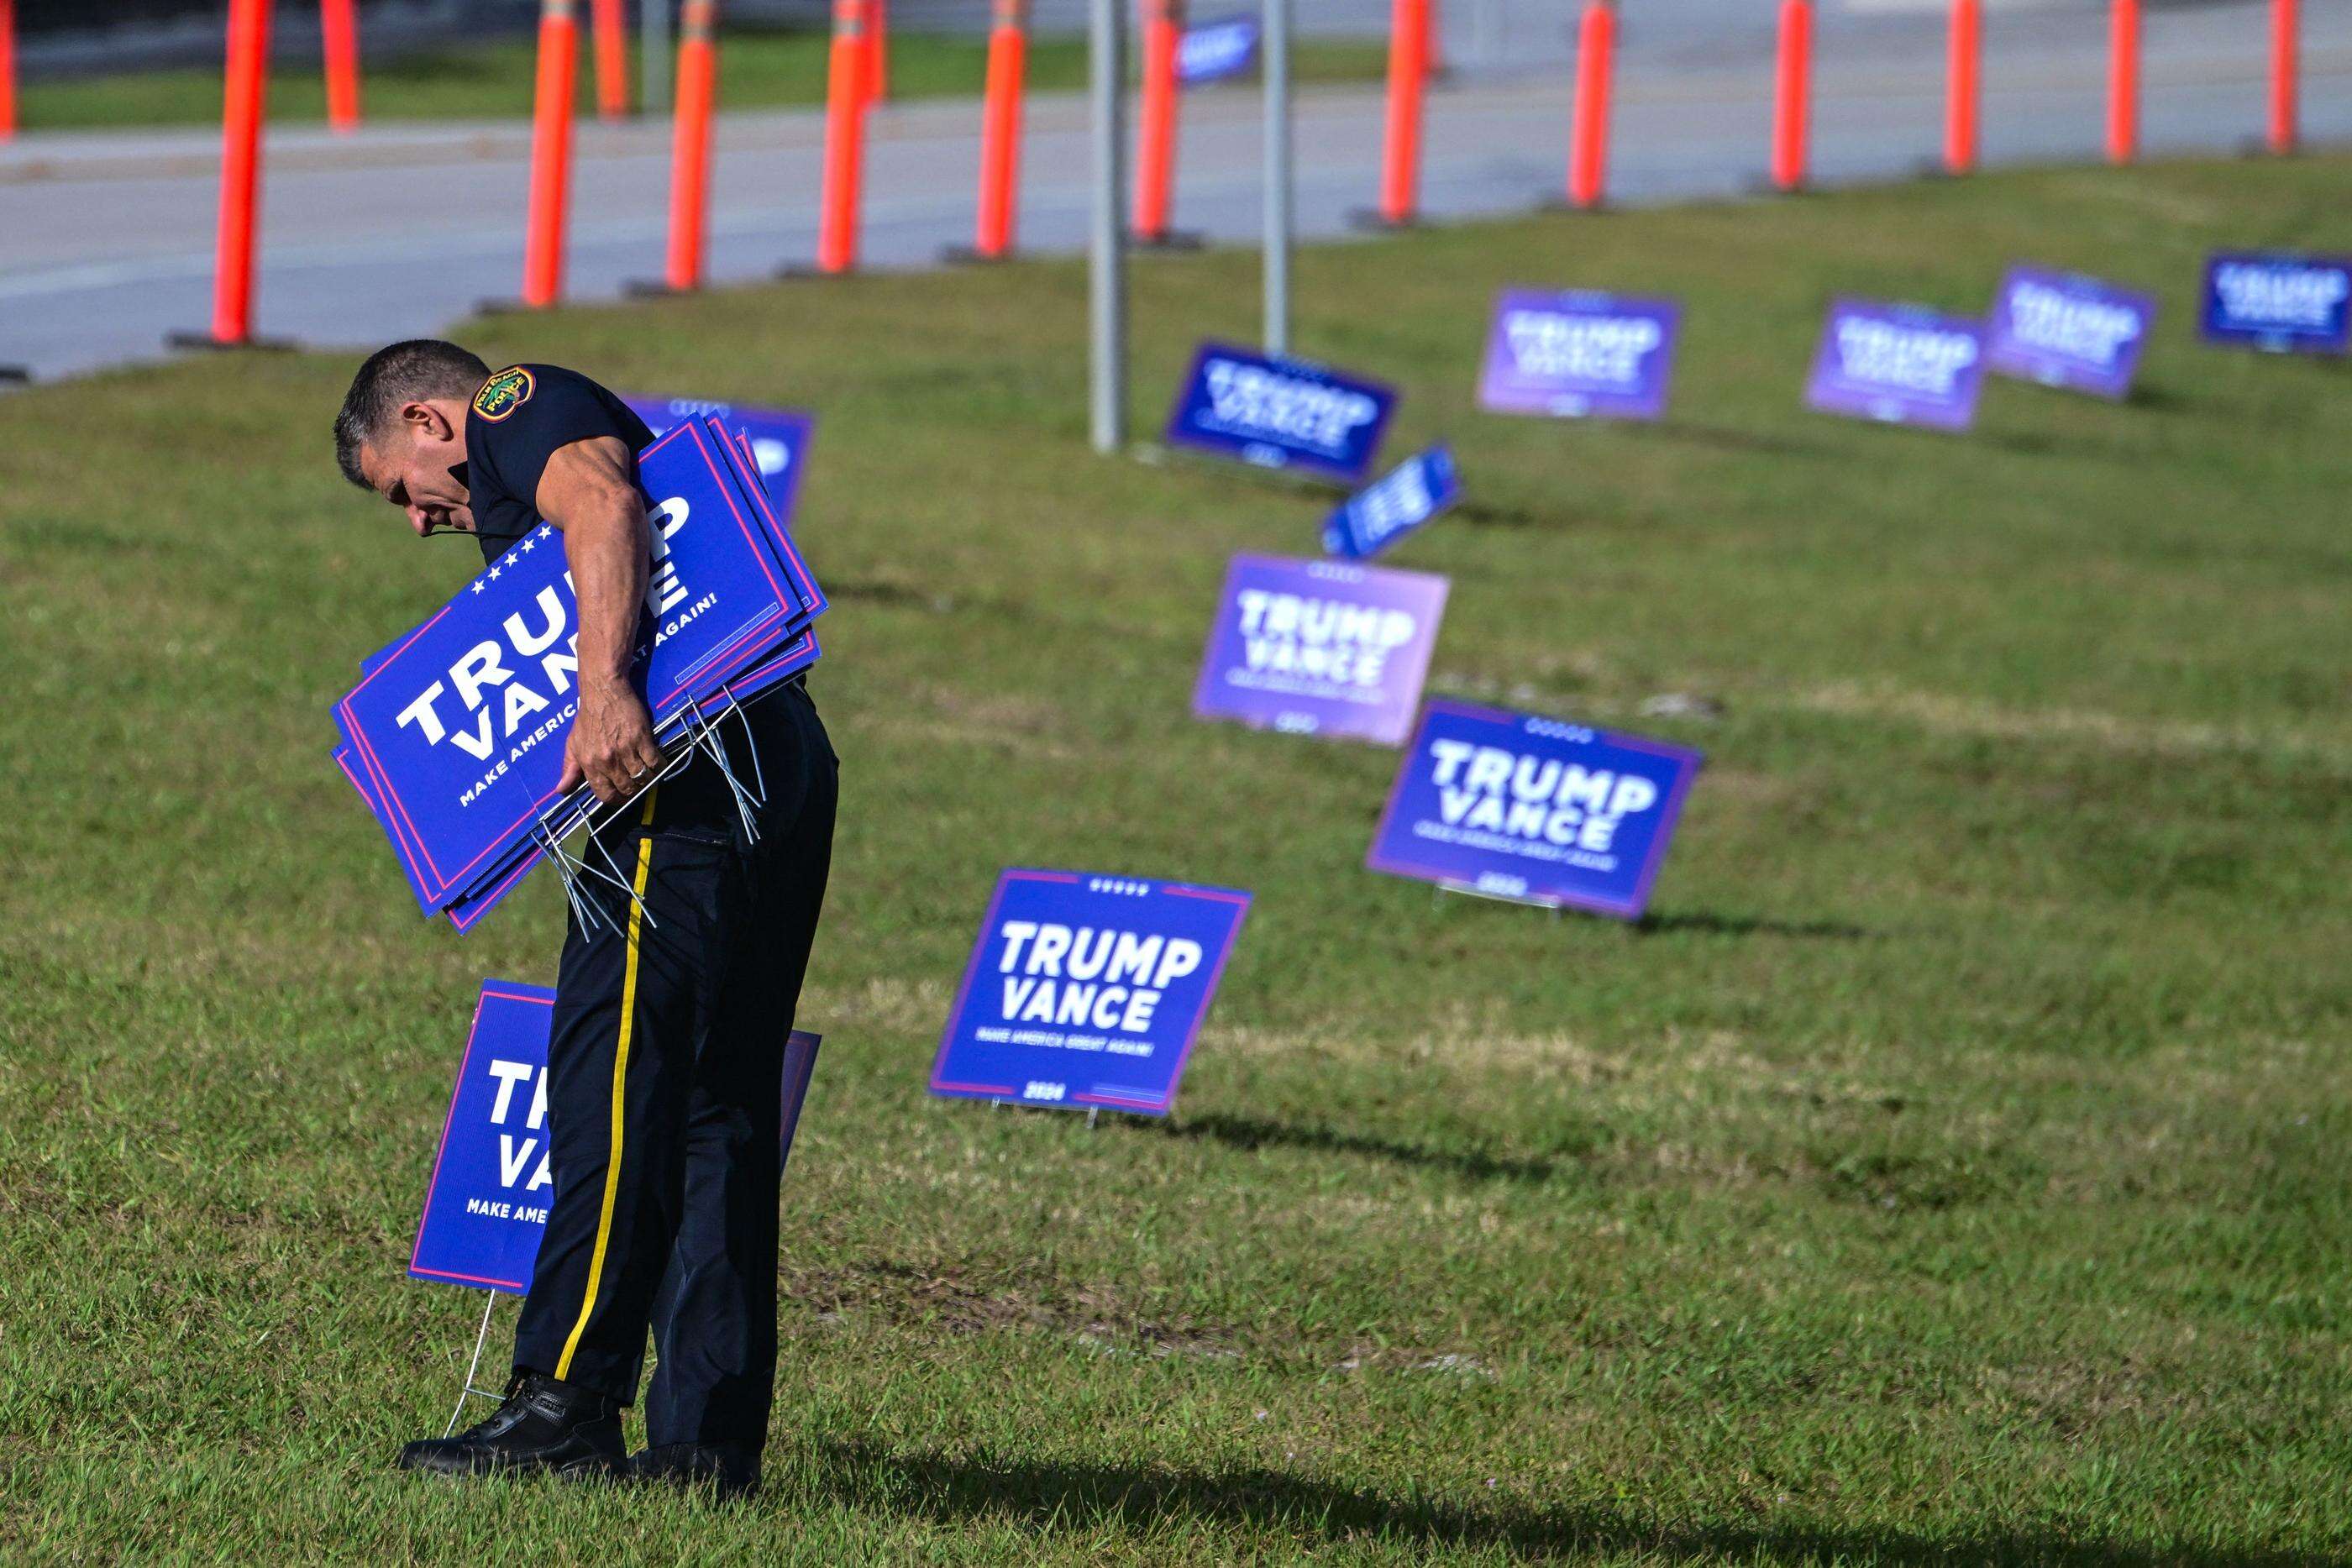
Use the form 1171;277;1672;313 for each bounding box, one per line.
538;437;665;801
562;493;648;690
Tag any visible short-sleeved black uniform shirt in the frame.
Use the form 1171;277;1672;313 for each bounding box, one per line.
463;362;654;568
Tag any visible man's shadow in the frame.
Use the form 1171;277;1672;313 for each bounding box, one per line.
789;1441;2332;1566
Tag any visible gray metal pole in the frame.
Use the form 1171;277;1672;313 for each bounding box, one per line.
642;0;674;116
1263;0;1292;355
1089;0;1128;454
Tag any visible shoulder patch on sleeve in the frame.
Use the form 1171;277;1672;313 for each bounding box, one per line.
473;366;536;422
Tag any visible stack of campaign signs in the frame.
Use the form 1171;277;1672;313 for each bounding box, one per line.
331;413;826;931
410;979;822;1293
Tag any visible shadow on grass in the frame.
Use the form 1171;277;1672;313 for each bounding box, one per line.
1143;1111;1561;1183
1634;908;1872;940
827;576;950;611
1641;420;1845;460
801;1440;2332;1565
1453;499;1555;529
2125;381;2194;413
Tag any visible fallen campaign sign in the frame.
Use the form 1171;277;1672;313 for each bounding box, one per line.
1983;265;2155;399
411;980;822;1293
1477;289;1679;420
624;396;816;521
2201;252;2352;354
1367;700;1701;920
1165;343;1397;484
1178;15;1259;83
1322;445;1459;560
1804;300;1987;432
1193;553;1447;746
930;871;1252;1116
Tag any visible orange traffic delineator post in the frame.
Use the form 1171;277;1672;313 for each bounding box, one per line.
1565;1;1615;210
170;0;289;351
216;0;275;336
1134;0;1200;247
2;0;20;144
664;0;720;288
322;0;362;133
2268;0;2297;153
1942;0;1981;175
521;0;580;307
1769;0;1813;191
945;0;1032;264
801;0;871;276
865;0;890;103
1356;0;1431;228
2106;0;2138;165
591;0;628;119
628;0;722;296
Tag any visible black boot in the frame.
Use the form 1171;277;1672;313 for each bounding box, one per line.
628;1442;762;1501
397;1372;626;1481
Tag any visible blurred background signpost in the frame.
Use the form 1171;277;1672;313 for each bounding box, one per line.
1264;0;1290;355
1089;0;1125;453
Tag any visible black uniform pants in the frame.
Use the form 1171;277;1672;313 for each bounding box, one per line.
511;683;836;1450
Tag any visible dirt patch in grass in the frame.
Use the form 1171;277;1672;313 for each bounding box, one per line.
782;1257;1252;1362
1979;1356;2197;1440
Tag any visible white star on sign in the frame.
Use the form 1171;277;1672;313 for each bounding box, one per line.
489;564;502;579
471;581;484;595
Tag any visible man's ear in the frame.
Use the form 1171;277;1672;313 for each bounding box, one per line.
402;400;458;443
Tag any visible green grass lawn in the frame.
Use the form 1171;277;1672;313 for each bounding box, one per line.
3;156;2349;1561
12;26;1389;133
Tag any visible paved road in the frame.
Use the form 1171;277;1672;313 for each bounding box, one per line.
0;0;2344;383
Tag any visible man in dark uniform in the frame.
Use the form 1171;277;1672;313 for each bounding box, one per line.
332;340;837;1498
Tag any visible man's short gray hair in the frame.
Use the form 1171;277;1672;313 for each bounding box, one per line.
333;339;491;490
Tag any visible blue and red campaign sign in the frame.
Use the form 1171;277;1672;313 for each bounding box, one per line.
1367;700;1701;920
1984;265;2155;400
1166;343;1397;484
332;419;825;930
1178;15;1259;83
409;983;558;1293
338;422;801;910
411;979;822;1293
623;396;816;520
1804;300;1987;432
1193;553;1448;747
930;872;1252;1116
1322;444;1460;561
2201;252;2351;354
1477;289;1678;420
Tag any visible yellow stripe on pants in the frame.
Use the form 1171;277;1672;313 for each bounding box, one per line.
554;787;660;1381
